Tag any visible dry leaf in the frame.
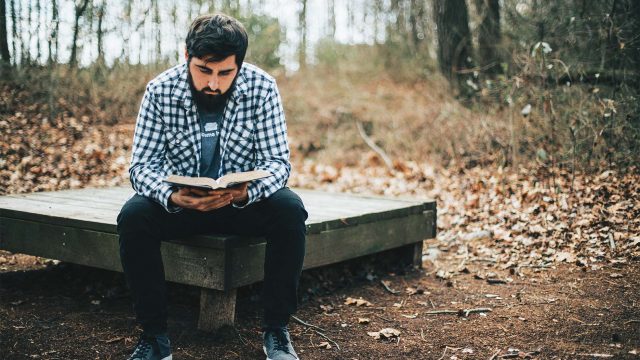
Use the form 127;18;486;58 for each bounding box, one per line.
367;328;400;340
358;317;370;324
345;297;373;307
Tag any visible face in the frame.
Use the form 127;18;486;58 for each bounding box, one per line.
186;53;238;96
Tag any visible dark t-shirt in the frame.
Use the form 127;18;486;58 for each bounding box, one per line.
198;108;224;178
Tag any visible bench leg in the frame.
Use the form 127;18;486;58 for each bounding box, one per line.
198;288;237;331
396;241;424;269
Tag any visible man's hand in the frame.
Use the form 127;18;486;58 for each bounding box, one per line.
222;182;249;206
169;182;249;211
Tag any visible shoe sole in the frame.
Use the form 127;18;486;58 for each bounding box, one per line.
161;355;172;360
263;345;298;360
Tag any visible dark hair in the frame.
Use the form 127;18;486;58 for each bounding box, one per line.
185;14;248;67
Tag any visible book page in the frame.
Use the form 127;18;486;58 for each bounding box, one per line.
164;175;219;189
217;170;273;187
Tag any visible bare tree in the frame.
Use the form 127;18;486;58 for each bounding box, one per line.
298;0;307;69
0;0;10;64
475;0;501;74
26;0;31;63
409;0;426;51
153;0;161;63
327;0;336;38
96;0;106;64
69;0;90;67
35;0;41;63
434;0;473;88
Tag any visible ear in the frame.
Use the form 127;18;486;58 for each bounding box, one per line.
184;49;189;62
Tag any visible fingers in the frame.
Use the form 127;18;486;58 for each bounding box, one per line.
191;193;233;212
188;188;210;197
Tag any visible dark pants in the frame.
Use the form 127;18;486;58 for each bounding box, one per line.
117;187;308;334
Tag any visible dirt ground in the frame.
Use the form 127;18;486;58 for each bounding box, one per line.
0;249;638;360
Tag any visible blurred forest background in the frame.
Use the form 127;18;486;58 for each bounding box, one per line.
0;0;639;193
2;3;640;357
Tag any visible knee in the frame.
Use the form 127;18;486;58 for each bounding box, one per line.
117;196;162;249
268;190;308;225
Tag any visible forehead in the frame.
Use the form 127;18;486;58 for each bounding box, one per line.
192;54;237;68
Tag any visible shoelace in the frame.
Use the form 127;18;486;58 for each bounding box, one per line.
270;329;291;353
131;337;153;358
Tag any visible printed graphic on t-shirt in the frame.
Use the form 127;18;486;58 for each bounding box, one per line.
202;122;219;138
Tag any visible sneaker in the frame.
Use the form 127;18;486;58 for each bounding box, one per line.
263;327;299;360
127;333;172;360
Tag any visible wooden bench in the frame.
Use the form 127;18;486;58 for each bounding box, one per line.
0;187;436;331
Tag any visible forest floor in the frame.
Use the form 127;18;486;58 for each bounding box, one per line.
1;160;639;359
0;249;638;359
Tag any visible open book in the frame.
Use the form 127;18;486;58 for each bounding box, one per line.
163;170;273;190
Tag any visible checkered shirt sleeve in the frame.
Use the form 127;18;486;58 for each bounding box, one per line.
234;81;291;208
129;84;180;213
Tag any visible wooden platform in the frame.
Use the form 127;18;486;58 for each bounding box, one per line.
0;187;436;330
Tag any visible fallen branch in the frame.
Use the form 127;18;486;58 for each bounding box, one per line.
426;309;458;315
292;315;339;351
462;307;493;317
437;346;461;360
380;280;400;295
375;314;396;323
311;329;340;351
355;120;393;170
291;315;326;332
425;308;493;317
624;319;640;325
487;278;507;285
488;349;501;360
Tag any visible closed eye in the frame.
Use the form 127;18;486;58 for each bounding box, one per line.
197;65;212;74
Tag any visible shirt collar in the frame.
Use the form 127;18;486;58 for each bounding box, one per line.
172;62;249;109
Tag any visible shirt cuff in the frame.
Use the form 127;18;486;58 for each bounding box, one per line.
159;185;183;213
232;182;260;209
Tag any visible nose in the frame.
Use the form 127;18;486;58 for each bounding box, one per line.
207;75;219;90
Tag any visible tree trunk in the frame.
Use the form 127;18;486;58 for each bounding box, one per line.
434;0;473;88
26;0;31;63
52;0;59;63
630;0;640;74
409;0;426;51
327;0;335;38
96;0;105;64
0;0;10;64
9;0;16;65
475;0;501;75
298;0;307;69
69;0;89;67
153;0;161;63
35;0;41;63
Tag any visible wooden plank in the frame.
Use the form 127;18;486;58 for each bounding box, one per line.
12;191;126;206
0;217;228;289
198;288;237;331
0;187;435;236
226;210;435;288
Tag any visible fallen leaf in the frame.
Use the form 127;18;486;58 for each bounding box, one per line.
345;297;373;307
367;328;400;340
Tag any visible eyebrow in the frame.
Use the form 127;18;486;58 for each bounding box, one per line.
195;63;236;73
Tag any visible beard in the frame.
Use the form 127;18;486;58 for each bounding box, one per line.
187;70;237;113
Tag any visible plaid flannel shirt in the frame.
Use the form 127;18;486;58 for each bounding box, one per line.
129;62;291;213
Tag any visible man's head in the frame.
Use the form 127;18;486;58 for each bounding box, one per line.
185;14;248;111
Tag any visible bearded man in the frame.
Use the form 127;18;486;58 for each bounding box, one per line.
117;13;306;360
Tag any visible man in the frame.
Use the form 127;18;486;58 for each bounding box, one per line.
117;14;307;360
